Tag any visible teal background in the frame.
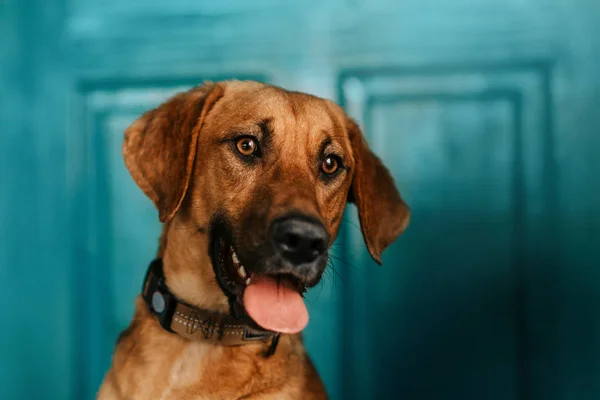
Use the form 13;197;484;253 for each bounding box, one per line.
1;1;600;399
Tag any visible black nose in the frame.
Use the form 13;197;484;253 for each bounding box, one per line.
271;216;329;265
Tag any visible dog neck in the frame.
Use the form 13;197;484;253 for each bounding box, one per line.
159;216;231;313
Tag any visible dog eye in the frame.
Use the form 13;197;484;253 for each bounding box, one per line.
235;137;258;157
321;155;340;175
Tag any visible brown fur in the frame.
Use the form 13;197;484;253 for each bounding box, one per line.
97;80;409;399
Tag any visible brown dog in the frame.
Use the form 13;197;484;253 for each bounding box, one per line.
97;80;409;399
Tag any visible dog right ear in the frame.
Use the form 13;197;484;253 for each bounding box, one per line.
122;83;224;222
346;118;410;264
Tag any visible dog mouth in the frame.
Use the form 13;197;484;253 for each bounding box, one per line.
212;228;309;334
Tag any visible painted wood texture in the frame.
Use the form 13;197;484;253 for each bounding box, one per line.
1;0;599;399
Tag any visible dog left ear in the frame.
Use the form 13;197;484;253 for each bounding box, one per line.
122;83;225;222
347;118;410;264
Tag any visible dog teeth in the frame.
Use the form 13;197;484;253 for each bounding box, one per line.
230;248;250;284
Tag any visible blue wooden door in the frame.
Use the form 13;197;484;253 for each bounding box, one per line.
2;1;600;400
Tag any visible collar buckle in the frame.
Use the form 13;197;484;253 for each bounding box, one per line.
142;259;176;332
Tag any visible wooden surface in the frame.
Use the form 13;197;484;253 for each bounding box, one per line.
1;0;599;399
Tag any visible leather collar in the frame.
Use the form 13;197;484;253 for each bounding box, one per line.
142;259;280;355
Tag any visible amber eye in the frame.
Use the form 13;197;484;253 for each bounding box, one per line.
236;137;257;156
321;155;340;175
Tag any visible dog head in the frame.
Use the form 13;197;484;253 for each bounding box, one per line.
123;81;409;333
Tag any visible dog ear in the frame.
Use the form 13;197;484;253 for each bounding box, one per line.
122;83;225;222
347;118;410;264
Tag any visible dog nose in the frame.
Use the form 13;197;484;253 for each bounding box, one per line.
271;216;329;265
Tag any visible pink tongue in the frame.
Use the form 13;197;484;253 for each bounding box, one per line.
243;275;308;334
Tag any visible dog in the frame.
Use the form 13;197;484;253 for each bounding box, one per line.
97;80;410;399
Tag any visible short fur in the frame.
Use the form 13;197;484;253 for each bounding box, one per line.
97;81;409;399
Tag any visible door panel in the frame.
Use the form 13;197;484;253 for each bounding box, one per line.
339;65;556;400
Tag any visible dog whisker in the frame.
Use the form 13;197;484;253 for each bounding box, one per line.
341;217;362;232
328;253;365;276
326;256;347;284
325;263;339;290
305;278;325;306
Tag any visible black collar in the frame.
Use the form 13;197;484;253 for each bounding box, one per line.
141;259;280;356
